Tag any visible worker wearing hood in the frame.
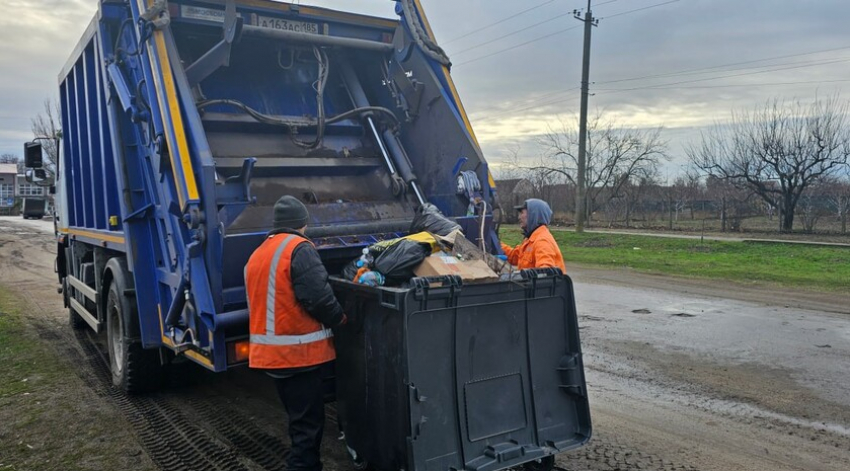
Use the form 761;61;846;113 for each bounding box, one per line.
500;198;566;273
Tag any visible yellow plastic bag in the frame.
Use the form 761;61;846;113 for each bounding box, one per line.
371;231;442;254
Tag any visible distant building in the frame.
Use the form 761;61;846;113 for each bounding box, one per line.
0;164;17;213
495;179;534;223
16;175;46;198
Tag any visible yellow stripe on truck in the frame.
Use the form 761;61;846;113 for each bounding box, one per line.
68;228;126;244
141;0;200;209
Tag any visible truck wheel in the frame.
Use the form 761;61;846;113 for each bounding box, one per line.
105;281;163;394
65;279;87;329
69;305;87;329
523;456;555;471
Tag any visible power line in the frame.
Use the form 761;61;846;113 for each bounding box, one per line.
474;72;850;124
596;45;850;85
451;0;624;56
600;0;680;19
444;0;619;49
498;52;850;109
454;0;680;67
593;0;625;7
473;88;583;122
452;10;577;56
473;53;850;121
516;86;583;108
597;54;850;85
454;25;582;66
599;78;850;90
443;0;557;45
594;57;850;93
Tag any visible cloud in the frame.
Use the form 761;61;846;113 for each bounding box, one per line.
2;0;849;177
0;0;96;156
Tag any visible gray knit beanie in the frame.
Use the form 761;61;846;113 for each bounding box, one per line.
273;195;309;230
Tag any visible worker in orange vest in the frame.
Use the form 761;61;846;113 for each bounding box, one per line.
500;198;566;273
245;195;346;471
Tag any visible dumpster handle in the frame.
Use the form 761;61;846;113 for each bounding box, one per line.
410;275;462;304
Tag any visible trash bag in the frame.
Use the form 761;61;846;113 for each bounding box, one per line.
341;259;364;282
371;231;442;254
410;203;461;237
373;239;431;284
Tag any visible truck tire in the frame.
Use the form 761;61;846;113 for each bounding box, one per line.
68;286;86;330
69;309;87;329
105;280;163;394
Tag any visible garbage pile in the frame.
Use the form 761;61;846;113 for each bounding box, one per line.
341;204;510;287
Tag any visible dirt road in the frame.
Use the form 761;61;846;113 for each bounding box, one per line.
1;216;848;471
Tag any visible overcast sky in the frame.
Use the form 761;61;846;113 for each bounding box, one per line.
2;0;849;179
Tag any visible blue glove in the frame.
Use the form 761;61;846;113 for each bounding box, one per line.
497;255;508;261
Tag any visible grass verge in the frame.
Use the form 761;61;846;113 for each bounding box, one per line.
0;287;153;471
500;227;850;293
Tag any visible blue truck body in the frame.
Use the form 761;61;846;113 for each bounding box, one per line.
57;0;496;372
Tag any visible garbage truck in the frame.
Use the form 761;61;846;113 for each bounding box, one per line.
29;1;591;470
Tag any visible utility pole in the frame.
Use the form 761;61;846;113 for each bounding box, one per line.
574;0;598;232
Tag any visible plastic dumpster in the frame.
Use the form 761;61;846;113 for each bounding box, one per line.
331;269;591;471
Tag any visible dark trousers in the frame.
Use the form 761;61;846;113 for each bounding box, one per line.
273;367;326;471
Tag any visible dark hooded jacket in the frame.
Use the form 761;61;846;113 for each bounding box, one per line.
523;199;553;238
501;199;566;273
267;227;345;328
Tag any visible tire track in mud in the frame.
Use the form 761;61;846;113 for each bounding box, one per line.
29;321;245;470
57;324;310;471
559;434;700;471
185;395;290;471
38;327;247;471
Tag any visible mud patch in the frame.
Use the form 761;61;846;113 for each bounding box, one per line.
610;340;850;427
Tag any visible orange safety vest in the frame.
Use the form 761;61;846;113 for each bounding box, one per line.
244;233;336;369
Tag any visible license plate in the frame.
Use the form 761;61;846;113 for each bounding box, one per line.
257;16;320;35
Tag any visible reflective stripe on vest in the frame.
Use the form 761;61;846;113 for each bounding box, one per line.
250;234;334;346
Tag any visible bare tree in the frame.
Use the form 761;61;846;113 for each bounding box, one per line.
682;169;704;220
30;99;62;177
823;174;850;234
762;201;776;221
502;145;567;201
625;176;656;227
538;112;668;227
669;176;696;223
798;184;824;233
688;95;850;232
705;176;752;232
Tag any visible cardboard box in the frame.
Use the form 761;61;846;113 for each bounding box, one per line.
414;252;499;283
